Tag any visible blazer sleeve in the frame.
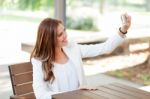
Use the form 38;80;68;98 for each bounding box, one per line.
31;58;59;99
78;33;125;58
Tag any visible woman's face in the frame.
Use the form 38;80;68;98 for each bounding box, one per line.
56;23;68;47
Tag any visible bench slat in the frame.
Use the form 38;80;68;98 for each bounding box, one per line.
10;62;32;74
9;62;35;97
12;72;32;85
14;83;33;95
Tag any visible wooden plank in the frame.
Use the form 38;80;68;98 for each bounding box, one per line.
15;83;33;95
10;93;35;99
53;90;91;99
90;89;124;99
12;72;32;85
20;92;35;99
10;62;32;74
104;84;149;99
98;86;138;99
127;36;150;44
53;89;122;99
52;83;150;99
76;90;108;99
112;83;150;96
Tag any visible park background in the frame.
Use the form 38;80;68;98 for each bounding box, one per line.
0;0;150;98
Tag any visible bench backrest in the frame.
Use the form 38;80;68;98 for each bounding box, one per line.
9;62;35;98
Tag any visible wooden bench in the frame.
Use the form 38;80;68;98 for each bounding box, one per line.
9;62;35;99
52;83;150;99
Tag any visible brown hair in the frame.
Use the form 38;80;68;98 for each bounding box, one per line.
31;18;62;83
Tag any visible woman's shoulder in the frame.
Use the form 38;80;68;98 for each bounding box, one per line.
31;58;42;66
31;57;40;62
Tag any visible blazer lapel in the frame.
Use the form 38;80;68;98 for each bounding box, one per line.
63;47;86;86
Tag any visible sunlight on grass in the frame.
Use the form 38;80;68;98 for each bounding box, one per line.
108;70;126;78
0;14;41;22
141;74;150;85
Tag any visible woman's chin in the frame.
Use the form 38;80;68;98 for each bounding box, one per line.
58;41;68;47
63;41;68;46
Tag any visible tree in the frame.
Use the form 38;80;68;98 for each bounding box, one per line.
17;0;54;10
0;0;5;6
142;46;150;66
147;54;150;65
146;47;150;66
145;0;150;11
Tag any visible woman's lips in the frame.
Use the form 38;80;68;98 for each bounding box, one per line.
63;39;67;43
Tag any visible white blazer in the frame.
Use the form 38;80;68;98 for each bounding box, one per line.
31;33;125;99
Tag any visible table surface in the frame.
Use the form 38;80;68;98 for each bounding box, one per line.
52;83;150;99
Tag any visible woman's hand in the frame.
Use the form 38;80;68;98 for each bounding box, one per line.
120;13;131;33
78;85;98;91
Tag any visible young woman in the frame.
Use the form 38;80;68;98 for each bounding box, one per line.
31;13;131;99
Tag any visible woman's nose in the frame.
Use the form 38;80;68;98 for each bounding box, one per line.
63;32;67;38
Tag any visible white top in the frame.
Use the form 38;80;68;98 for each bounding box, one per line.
32;33;125;99
53;59;79;92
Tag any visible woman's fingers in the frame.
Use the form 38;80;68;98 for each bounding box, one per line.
79;86;98;90
121;13;131;31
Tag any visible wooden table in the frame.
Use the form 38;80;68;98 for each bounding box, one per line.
52;83;150;99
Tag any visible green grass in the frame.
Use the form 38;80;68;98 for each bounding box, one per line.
108;70;150;85
0;9;54;23
141;74;150;85
0;14;42;23
108;70;126;78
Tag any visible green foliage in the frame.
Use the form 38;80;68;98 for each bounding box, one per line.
17;0;54;10
18;0;41;10
18;0;30;10
0;0;5;6
141;74;150;85
31;0;41;10
66;16;99;31
40;0;54;10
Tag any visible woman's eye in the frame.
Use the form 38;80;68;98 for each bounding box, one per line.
58;28;65;37
58;32;63;37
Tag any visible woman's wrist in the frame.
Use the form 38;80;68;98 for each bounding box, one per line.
118;27;126;38
119;27;128;34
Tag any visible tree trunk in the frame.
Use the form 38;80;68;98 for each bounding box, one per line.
148;41;150;65
99;0;105;14
144;44;150;66
147;54;150;65
140;41;150;66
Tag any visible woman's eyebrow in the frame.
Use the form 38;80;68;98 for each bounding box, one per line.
58;31;63;36
57;28;66;36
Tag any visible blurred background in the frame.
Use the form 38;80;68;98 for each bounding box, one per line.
0;0;150;98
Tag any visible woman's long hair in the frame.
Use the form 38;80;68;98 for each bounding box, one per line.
31;18;62;83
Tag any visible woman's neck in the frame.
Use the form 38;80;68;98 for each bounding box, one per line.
55;47;63;54
54;47;68;64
